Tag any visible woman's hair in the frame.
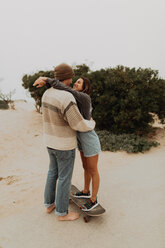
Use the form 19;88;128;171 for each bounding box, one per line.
81;76;92;95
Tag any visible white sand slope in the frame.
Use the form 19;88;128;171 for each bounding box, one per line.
0;102;165;248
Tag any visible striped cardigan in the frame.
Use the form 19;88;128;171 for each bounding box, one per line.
42;87;95;150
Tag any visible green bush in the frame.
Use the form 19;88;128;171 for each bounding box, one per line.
89;66;165;134
0;100;9;109
96;130;159;153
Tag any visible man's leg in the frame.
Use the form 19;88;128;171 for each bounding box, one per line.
55;149;79;221
44;148;58;212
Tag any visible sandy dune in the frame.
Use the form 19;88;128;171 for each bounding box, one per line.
0;102;165;248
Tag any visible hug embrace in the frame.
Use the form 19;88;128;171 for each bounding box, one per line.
33;63;101;221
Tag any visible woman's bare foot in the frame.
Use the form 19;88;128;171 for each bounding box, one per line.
46;204;56;214
58;212;80;221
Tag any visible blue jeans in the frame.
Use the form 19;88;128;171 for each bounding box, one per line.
44;147;75;216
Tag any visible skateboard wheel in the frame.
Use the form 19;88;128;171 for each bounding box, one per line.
84;216;90;223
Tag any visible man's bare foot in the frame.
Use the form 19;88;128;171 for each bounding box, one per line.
46;204;56;214
58;212;80;221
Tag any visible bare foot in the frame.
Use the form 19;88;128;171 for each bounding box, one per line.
58;212;80;221
46;204;56;214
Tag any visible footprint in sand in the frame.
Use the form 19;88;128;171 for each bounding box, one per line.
0;176;20;185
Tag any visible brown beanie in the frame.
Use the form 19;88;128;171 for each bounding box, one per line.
54;63;74;81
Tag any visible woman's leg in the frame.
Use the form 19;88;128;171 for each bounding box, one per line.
80;151;91;193
86;154;100;202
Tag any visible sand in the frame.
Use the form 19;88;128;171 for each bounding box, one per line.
0;102;165;248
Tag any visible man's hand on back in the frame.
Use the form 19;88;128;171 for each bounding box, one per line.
33;77;47;88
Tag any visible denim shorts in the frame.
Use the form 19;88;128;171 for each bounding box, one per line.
77;130;101;157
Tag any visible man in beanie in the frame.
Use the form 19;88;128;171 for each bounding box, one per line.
33;63;95;221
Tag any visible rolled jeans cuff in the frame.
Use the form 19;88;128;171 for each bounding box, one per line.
44;203;55;208
56;210;68;216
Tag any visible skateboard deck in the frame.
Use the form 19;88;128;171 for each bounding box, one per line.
69;184;106;222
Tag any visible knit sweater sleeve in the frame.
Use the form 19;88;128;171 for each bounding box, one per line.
46;78;91;120
62;95;95;132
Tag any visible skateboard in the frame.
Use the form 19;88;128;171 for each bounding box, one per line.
69;184;106;223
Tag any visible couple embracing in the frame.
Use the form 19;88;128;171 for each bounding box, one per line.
34;63;101;221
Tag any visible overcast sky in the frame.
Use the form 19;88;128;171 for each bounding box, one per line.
0;0;165;100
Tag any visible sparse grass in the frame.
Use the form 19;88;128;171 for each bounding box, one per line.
96;130;160;153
